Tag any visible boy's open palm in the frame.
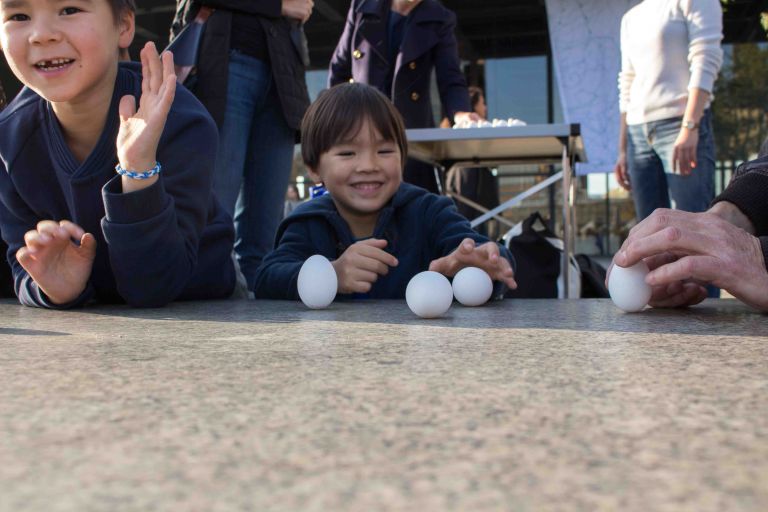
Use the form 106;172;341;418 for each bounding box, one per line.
16;220;97;305
117;42;176;173
429;238;517;289
331;239;399;294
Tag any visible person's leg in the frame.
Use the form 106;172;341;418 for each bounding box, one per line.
212;51;264;218
627;123;670;221
234;62;296;290
404;158;442;194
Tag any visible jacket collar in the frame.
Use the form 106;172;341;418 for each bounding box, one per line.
274;183;425;251
356;0;449;65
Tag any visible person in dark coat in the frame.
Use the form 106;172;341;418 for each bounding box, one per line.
170;0;312;290
253;83;516;300
328;0;477;193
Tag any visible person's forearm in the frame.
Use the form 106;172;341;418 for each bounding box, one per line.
683;87;710;127
618;112;627;154
709;201;756;235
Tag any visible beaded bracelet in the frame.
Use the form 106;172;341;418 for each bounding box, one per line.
115;161;162;180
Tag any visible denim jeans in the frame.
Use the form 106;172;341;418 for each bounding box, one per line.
627;109;719;297
214;50;296;290
627;109;715;220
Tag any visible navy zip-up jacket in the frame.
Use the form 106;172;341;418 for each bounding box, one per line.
253;182;515;300
0;63;235;308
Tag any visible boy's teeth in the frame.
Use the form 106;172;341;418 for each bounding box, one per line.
37;58;73;69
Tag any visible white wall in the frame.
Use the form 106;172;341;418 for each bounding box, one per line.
545;0;640;174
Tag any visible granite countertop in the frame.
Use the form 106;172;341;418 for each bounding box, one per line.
0;298;766;511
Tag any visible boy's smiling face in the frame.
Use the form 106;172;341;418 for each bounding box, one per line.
309;118;402;236
0;0;134;105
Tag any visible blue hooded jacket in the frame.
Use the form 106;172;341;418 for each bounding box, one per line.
253;182;515;300
0;63;235;308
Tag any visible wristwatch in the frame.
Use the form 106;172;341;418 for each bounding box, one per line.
682;120;699;130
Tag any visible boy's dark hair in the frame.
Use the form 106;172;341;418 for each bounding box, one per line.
109;0;136;21
301;83;408;170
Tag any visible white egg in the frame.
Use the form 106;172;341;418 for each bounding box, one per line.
608;261;652;312
452;267;493;306
297;255;338;309
406;271;453;318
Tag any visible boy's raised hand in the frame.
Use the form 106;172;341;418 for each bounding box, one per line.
16;220;97;305
116;42;176;190
331;239;399;294
429;238;517;289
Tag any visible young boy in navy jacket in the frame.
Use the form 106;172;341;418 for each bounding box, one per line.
0;0;236;308
254;83;516;299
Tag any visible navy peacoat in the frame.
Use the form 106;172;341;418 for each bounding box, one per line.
328;0;471;128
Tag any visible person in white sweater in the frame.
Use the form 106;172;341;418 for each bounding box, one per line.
614;0;723;221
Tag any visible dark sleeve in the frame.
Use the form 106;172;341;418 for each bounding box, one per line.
252;220;317;300
100;103;219;307
328;1;356;86
199;0;281;17
0;163;95;309
712;158;768;237
432;10;471;121
424;194;516;297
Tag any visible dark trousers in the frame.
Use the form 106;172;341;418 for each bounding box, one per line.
403;158;442;194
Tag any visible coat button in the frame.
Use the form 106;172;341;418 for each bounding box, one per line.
411;92;419;101
409;61;416;70
353;49;363;59
349;78;355;83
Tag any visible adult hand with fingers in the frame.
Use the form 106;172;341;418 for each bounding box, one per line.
16;220;97;305
282;0;314;22
614;152;631;191
429;238;517;289
672;126;698;176
117;42;177;193
612;208;768;311
331;238;399;294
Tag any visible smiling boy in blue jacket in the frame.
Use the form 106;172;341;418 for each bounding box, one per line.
254;83;516;300
0;0;236;308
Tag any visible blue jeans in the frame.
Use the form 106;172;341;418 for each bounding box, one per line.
627;109;715;220
214;51;296;290
627;109;719;298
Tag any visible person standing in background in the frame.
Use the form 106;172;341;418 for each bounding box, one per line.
447;86;500;238
283;183;303;219
614;0;723;221
328;0;478;193
170;0;312;290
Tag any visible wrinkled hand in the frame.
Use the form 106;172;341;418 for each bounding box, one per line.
429;238;517;289
453;111;481;126
16;220;97;305
672;127;698;176
117;42;176;192
613;208;768;311
614;152;631;191
282;0;314;22
331;238;399;294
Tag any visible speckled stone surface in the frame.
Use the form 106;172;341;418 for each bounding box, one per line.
0;298;766;512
